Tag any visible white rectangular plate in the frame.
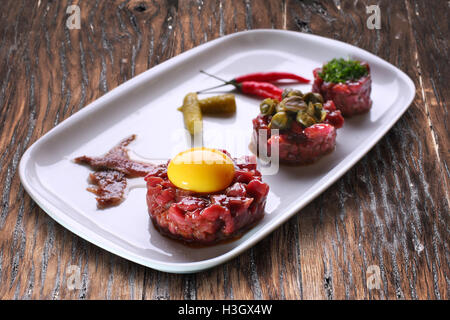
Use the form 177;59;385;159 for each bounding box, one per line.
19;30;415;273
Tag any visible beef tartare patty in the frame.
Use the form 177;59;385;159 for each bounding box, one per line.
252;91;344;165
312;58;372;117
145;153;269;244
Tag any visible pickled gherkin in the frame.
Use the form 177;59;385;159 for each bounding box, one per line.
178;94;237;114
198;94;236;114
181;93;202;135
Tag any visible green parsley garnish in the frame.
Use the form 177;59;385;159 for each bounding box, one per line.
319;58;368;83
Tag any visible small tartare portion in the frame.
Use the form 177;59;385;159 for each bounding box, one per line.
312;58;372;117
252;90;344;165
145;149;269;244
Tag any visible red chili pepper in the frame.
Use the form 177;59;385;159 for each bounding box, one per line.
235;72;310;84
198;70;283;100
238;81;283;100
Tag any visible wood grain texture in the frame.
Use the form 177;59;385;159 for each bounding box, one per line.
0;0;448;300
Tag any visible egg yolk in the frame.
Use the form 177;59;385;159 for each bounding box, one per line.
167;148;235;193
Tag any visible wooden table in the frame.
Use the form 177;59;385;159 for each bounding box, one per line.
0;0;448;300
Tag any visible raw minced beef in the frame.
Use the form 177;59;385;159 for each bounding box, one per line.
145;153;269;244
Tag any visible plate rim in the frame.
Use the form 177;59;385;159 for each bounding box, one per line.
19;29;416;273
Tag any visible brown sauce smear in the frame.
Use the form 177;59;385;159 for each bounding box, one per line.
75;135;154;209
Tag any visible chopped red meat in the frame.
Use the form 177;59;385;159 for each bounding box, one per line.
322;100;345;128
145;154;269;244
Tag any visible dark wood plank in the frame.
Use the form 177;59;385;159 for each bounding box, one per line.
283;0;449;299
406;0;449;177
0;0;447;300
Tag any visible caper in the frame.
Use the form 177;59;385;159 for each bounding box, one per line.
277;96;307;113
304;102;326;124
313;103;324;119
282;88;304;99
303;92;324;104
260;98;277;115
320;110;327;122
306;102;317;118
260;103;275;115
270;111;291;130
296;111;316;127
287;89;304;98
281;89;290;100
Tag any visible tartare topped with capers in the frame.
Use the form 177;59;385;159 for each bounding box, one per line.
252;89;344;165
312;58;372;117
